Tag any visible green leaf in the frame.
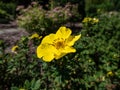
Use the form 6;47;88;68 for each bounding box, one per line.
33;79;41;90
31;78;36;89
24;80;30;89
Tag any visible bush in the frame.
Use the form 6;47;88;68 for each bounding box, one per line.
0;1;16;23
78;11;120;89
0;9;12;23
85;0;119;16
17;2;80;35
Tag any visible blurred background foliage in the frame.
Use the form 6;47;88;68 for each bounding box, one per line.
17;2;82;35
0;0;120;23
0;0;120;90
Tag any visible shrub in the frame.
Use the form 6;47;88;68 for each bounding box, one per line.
17;2;80;35
0;9;12;23
85;0;118;16
0;1;16;23
78;11;120;89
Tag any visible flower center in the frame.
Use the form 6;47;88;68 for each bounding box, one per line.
53;38;66;49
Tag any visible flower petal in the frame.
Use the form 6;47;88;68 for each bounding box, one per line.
67;34;81;46
11;45;19;52
42;53;55;62
56;26;72;39
55;46;76;59
55;53;67;60
29;33;39;39
63;46;76;53
41;34;55;44
37;44;58;62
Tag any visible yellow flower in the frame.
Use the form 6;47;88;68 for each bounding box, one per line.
82;17;92;23
92;18;99;23
11;45;19;52
101;76;105;81
107;71;114;76
37;26;81;62
82;17;99;24
29;33;42;39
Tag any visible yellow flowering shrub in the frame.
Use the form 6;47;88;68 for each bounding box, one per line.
37;26;81;62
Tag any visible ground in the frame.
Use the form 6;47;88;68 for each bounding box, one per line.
0;22;29;53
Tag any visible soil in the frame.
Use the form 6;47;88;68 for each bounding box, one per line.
0;22;29;53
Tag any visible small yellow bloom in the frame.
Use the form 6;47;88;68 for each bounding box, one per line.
97;9;101;12
11;45;19;52
107;71;114;76
101;76;105;81
82;17;99;24
37;26;81;62
82;17;92;23
92;18;99;23
19;88;25;90
29;33;42;39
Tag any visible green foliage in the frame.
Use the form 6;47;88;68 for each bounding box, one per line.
76;11;120;89
0;1;16;16
17;2;80;35
0;1;16;23
11;79;41;90
17;4;50;35
85;0;120;16
0;9;12;23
